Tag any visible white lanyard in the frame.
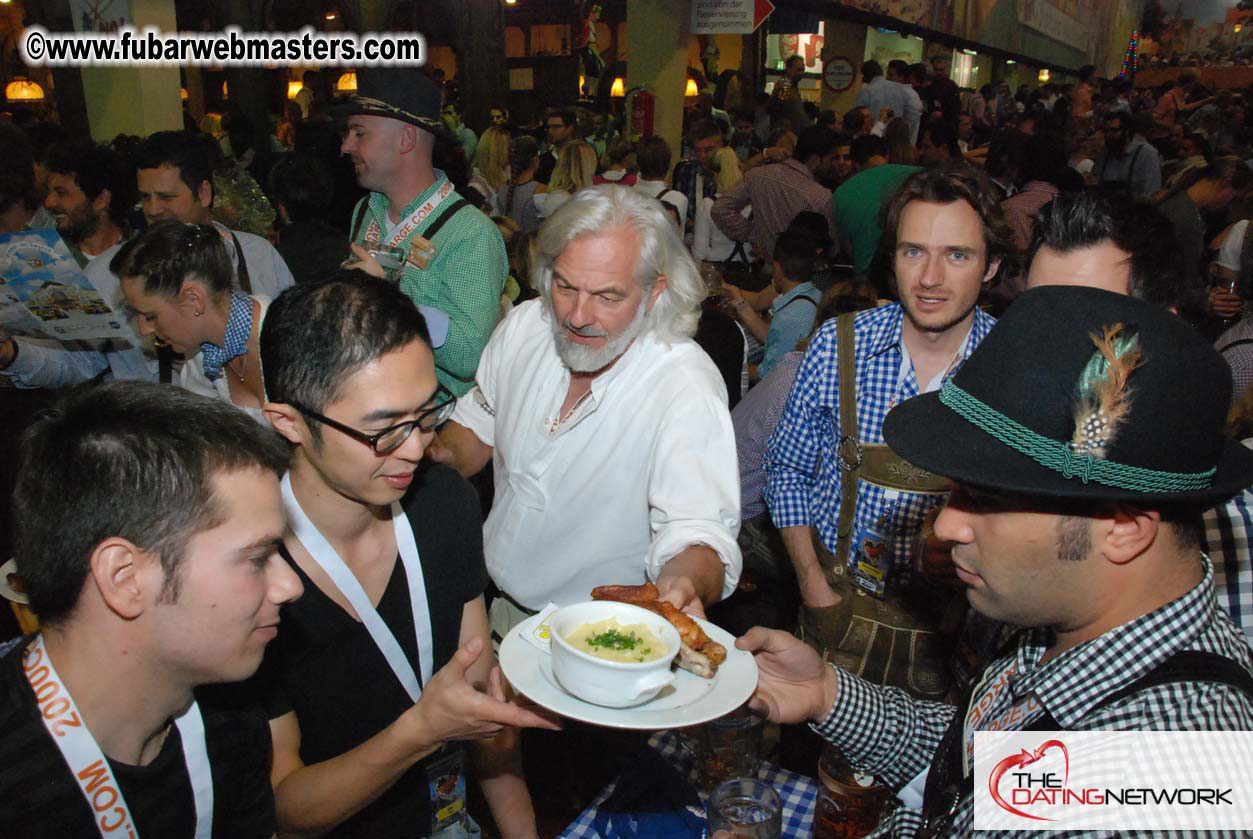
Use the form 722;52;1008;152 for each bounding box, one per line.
281;473;434;702
22;635;213;839
365;179;456;250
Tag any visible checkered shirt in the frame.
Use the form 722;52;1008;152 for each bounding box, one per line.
351;172;507;396
763;303;995;586
1205;484;1253;645
813;557;1253;838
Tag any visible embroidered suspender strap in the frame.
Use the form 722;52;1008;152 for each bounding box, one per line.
228;231;252;294
835;312;859;566
916;649;1253;838
857;447;951;493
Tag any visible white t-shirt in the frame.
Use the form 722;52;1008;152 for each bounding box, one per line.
451;299;742;608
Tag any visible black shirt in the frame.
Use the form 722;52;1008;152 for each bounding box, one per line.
253;463;488;838
0;638;276;839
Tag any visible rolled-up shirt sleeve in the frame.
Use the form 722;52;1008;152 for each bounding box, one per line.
763;326;835;529
645;376;742;601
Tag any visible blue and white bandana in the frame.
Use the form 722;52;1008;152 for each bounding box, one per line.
200;293;254;380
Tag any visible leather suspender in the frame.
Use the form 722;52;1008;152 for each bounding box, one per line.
835;313;859;565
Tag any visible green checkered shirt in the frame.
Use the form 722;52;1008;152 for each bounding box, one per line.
351;172;507;396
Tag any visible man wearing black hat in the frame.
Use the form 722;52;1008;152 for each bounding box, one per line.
342;67;508;398
740;285;1253;838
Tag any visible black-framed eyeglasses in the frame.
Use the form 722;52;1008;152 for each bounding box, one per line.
291;385;457;454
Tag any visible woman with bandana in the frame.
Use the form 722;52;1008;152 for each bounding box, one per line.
113;220;270;423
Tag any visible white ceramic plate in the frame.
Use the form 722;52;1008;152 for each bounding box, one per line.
0;559;28;605
500;611;758;729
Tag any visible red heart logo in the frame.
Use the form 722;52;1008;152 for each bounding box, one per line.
988;739;1069;821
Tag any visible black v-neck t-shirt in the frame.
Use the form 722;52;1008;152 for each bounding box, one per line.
253;463;488;838
0;638;276;838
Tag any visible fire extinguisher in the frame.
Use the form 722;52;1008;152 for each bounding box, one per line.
630;89;655;141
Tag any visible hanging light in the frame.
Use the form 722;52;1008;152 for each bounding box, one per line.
222;80;229;99
287;80;303;99
579;74;586;91
505;0;518;5
1038;68;1050;83
5;78;44;101
181;86;189;100
685;78;699;97
336;70;357;92
610;77;625;97
1237;24;1244;33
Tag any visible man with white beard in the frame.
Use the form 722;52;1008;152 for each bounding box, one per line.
433;185;742;640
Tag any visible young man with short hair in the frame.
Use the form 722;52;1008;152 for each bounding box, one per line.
537;109;578;185
0;381;303;837
725;228;821;380
257;271;553;838
766;165;1013;698
134;130;295;299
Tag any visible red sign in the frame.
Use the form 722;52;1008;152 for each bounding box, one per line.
754;0;776;31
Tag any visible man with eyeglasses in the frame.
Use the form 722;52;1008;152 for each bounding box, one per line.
254;271;556;839
537;108;578;185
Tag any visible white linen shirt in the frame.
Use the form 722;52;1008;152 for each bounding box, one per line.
452;299;742;609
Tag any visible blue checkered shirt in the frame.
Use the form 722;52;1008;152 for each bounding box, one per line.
763;303;995;585
815;557;1253;838
1204;478;1253;646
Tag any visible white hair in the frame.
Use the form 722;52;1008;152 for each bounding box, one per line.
533;184;704;343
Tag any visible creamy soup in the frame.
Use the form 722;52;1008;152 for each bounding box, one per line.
564;618;669;663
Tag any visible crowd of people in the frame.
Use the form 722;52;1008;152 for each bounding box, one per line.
2;52;1253;839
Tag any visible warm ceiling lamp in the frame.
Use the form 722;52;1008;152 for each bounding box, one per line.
221;80;229;98
287;80;303;99
610;77;625;97
336;70;357;92
505;0;517;5
685;78;699;97
1237;24;1244;33
181;86;189;100
1038;68;1050;83
5;78;44;101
